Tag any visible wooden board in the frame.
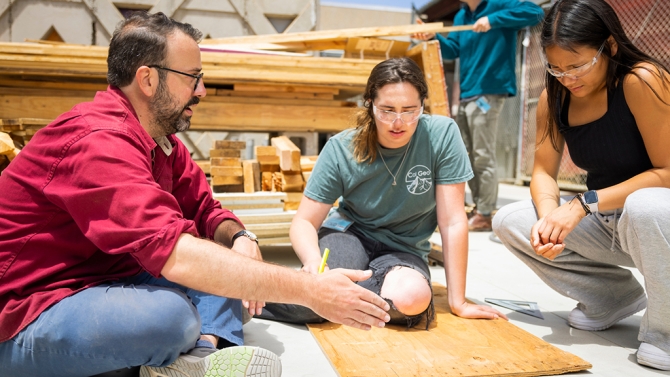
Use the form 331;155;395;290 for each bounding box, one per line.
407;40;449;117
271;136;301;172
201;23;472;45
308;283;591;377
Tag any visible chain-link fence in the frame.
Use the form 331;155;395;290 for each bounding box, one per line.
515;0;670;191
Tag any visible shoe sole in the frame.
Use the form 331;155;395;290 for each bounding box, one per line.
140;346;281;377
638;344;670;371
569;295;647;331
208;347;280;377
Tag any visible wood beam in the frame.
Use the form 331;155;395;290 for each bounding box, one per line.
201;23;472;45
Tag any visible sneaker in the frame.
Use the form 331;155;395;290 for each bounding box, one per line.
140;346;281;377
568;294;647;331
468;212;492;232
638;342;670;371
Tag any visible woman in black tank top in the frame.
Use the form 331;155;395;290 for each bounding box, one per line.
493;0;670;371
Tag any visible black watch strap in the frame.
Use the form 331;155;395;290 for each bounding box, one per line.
231;230;258;245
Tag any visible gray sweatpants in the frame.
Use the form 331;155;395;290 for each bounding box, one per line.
455;95;506;214
492;187;670;353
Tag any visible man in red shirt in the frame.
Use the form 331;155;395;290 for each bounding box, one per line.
0;12;390;377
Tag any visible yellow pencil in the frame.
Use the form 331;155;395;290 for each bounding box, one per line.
318;248;330;274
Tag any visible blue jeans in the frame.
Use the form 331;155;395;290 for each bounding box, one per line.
0;273;243;377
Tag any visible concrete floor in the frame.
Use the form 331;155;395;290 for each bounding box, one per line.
244;183;670;377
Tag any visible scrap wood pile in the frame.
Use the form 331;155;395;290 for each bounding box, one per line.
209;135;317;211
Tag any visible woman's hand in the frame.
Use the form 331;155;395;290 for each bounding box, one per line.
451;301;508;320
531;198;587;260
301;257;328;275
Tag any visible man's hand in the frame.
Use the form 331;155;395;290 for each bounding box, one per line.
307;269;390;330
472;16;491;32
232;236;265;315
411;18;436;41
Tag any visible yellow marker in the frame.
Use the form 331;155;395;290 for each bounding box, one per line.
318;248;330;274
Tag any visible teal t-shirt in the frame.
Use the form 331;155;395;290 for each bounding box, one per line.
304;114;474;261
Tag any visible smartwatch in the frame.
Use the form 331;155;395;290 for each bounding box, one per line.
231;230;258;245
581;190;599;214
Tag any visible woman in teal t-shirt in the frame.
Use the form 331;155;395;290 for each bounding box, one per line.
259;58;506;327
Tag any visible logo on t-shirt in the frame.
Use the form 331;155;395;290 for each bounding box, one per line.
406;165;432;195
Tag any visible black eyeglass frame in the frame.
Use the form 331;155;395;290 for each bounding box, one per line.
148;65;203;91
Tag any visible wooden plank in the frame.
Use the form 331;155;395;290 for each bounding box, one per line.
308;283;591;377
300;155;318;171
212;191;287;202
255;146;277;156
242;160;260;193
233;83;339;95
279;172;304;192
261;172;273;191
212;184;245;193
271;136;301;172
257;155;280;165
210;157;241;166
210;149;242;158
0;131;14;154
200;23;470;45
257;236;291;246
236;211;296;225
203;95;356;108
407;41;449;117
212;140;247;150
210;166;244;177
217;89;334;100
245;222;291;238
211;175;244;185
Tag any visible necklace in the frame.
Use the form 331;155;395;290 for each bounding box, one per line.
378;136;413;186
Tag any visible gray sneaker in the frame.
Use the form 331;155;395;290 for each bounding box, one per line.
568;294;647;331
638;342;670;371
140;346;281;377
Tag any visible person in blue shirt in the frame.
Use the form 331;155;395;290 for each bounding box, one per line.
414;0;543;231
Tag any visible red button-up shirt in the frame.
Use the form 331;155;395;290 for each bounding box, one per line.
0;86;240;342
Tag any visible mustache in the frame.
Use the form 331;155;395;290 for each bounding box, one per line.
183;96;200;111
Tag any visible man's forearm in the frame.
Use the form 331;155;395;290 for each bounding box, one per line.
162;234;312;305
214;219;245;247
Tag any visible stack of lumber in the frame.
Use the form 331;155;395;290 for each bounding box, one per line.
0;22;456;132
236;211;296;245
210;140;247;193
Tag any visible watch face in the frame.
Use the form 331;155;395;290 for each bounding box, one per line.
244;230;258;241
583;190;598;204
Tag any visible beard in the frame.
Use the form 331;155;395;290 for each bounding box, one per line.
149;80;200;135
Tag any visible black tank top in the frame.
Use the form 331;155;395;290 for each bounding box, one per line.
557;80;653;190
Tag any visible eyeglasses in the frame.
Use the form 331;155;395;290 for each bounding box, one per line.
545;42;606;80
148;65;203;91
372;104;423;124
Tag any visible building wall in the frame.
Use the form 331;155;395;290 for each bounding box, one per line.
0;0;318;46
319;2;412;30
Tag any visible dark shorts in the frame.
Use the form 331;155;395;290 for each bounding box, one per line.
258;226;434;329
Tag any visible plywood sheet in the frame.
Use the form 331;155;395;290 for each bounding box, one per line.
308;284;591;377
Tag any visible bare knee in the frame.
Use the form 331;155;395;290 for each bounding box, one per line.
380;267;431;316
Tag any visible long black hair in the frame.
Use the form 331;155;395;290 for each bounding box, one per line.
541;0;669;150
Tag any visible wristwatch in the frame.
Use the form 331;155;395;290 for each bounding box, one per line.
581;190;599;214
231;229;258;245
